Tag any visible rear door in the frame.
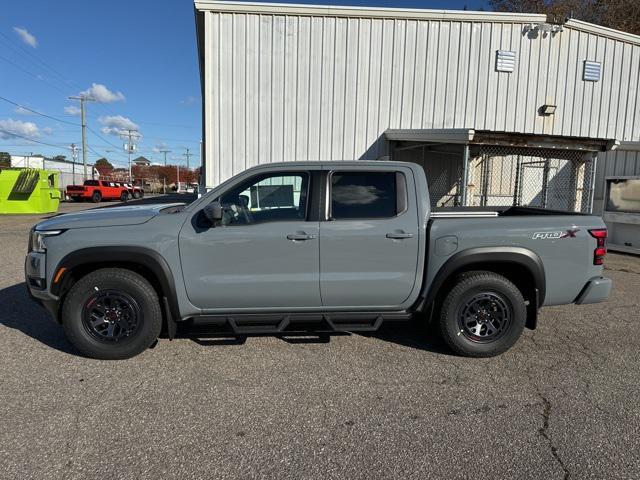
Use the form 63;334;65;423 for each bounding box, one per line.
319;166;420;308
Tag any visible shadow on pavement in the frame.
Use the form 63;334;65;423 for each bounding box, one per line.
0;282;76;355
364;320;454;355
181;320;453;354
2;280;452;356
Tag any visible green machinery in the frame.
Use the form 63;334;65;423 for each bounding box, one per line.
0;169;61;214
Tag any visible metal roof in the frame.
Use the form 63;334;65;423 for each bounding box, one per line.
194;1;640;45
385;129;619;152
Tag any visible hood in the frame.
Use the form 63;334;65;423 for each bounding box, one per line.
35;203;185;230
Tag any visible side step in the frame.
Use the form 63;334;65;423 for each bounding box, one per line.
184;311;412;336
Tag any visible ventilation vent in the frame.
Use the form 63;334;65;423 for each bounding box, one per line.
496;50;516;73
583;61;601;82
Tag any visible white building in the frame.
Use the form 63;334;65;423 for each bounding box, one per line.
195;1;640;252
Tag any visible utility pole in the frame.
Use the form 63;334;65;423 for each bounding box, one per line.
70;143;78;180
183;148;192;187
159;149;171;194
68;95;94;180
122;129;140;183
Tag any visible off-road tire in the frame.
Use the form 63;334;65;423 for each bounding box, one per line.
438;271;526;357
62;268;162;360
91;191;102;203
120;191;129;202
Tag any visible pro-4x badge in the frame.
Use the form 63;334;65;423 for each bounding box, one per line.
532;229;580;240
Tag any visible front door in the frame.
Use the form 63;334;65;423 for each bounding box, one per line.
179;170;321;310
320;167;420;308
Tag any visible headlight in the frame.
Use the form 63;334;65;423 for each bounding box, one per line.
30;230;64;253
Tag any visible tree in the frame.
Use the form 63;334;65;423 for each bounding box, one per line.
52;155;67;162
490;0;640;35
0;151;10;168
95;157;114;176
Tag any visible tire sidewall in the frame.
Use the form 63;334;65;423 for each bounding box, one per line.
440;275;526;357
91;192;101;203
62;270;162;359
120;191;128;202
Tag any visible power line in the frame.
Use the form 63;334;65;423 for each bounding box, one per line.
0;30;78;91
0;95;80;126
0;128;73;151
0;54;70;96
85;126;129;158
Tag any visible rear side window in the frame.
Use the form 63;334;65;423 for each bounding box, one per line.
84;180;99;186
330;171;404;219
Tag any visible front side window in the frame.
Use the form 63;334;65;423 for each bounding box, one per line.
330;171;402;219
217;172;309;225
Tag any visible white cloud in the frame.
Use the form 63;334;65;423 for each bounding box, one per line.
42;126;54;135
14;105;33;115
64;105;81;116
0;119;40;139
80;83;125;103
180;96;198;106
13;27;37;48
152;142;168;153
98;115;139;136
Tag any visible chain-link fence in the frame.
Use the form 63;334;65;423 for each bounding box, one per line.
392;143;597;213
468;146;596;213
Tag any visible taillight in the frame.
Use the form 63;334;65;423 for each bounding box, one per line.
589;229;607;265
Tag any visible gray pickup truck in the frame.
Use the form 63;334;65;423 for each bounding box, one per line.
26;161;612;359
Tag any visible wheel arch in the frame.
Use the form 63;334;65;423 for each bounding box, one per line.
418;247;545;329
51;247;179;330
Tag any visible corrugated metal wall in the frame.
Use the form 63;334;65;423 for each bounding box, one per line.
201;5;640;187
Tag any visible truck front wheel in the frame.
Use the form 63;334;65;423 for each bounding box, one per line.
61;268;162;360
438;271;526;357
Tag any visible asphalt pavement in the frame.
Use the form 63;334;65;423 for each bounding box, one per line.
0;196;639;479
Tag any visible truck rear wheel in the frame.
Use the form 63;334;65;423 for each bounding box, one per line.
91;191;102;203
120;191;129;202
61;268;162;360
438;271;526;357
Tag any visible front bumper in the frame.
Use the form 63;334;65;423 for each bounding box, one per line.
575;276;613;305
25;252;60;321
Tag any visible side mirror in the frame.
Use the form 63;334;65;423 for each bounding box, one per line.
203;201;223;224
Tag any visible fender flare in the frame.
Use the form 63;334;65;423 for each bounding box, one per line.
419;246;546;310
51;246;180;322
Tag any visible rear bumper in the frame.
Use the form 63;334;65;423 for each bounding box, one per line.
575;276;612;305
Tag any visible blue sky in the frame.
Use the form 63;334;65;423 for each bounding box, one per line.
0;0;486;168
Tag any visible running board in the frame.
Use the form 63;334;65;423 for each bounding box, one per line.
184;311;412;336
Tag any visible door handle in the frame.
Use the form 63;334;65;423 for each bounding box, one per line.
287;232;317;241
386;231;414;240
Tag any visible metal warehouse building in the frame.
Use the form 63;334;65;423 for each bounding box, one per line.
195;1;640;252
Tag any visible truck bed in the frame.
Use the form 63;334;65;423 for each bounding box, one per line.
432;205;588;217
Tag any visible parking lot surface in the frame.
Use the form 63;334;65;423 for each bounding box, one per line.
1;197;639;480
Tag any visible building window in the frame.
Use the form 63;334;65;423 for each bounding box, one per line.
218;172;309;225
330;171;404;220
